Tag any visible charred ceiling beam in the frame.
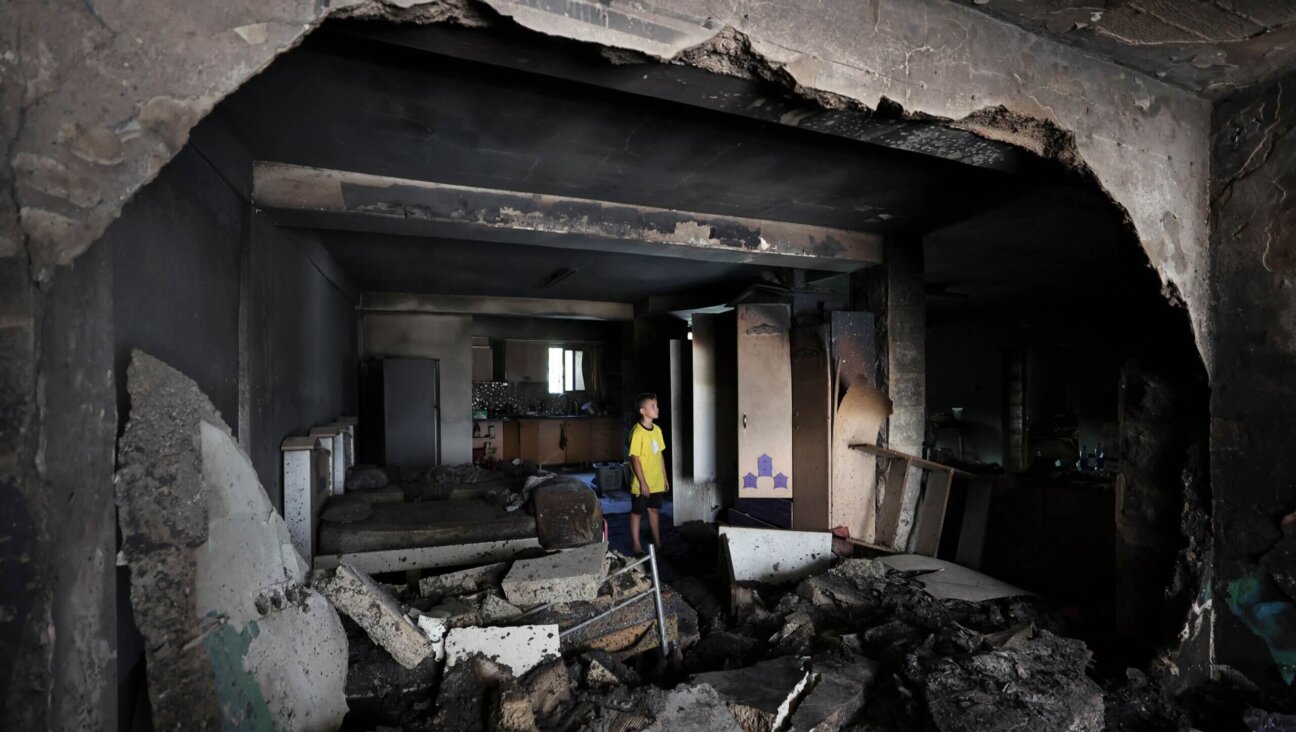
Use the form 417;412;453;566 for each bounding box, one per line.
359;292;633;320
328;24;1025;174
254;163;883;272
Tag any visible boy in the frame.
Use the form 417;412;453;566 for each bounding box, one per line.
628;392;668;557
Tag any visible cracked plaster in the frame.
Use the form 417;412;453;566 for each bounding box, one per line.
0;0;1234;720
3;0;1215;363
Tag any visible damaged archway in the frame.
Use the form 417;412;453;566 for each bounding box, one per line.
1;0;1224;727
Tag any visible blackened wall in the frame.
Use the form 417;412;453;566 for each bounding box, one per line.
110;145;244;428
105;121;357;727
245;216;358;510
1211;73;1296;698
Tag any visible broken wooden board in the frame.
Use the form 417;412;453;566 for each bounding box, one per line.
831;380;892;542
877;555;1031;602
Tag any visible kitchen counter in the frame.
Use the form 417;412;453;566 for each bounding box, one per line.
474;416;622;464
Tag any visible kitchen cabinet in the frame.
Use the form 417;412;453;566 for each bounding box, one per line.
503;340;553;383
526;342;550;383
514;417;623;466
520;419;566;465
501;421;520;461
472;346;493;382
590;418;622;462
564;419;591;463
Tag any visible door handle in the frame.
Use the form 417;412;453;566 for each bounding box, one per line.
742;413;747;430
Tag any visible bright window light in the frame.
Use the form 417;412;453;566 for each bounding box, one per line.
548;347;564;394
573;351;585;391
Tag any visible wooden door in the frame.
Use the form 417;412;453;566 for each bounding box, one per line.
737;304;793;498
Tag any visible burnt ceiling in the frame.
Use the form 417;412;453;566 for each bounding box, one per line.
221;29;1032;236
956;0;1296;98
319;230;775;303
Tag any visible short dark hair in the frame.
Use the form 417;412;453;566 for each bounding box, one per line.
636;393;657;411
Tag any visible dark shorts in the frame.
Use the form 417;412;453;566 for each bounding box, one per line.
631;491;664;515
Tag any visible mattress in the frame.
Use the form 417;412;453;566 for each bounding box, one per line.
317;497;536;555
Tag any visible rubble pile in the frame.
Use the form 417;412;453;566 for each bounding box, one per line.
321;527;1123;732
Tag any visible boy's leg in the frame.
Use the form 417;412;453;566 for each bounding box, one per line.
631;492;646;554
647;507;661;547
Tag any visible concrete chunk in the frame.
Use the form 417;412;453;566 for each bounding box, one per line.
419;561;510;598
476;591;524;624
719;526;833;585
445;625;562;676
315;562;436;669
646;684;745;732
789;657;879;731
533;478;604;548
115;352;348;730
502;542;608;606
694;656;814;732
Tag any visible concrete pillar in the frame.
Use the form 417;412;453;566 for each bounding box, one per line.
283;436;327;562
885;234;927;548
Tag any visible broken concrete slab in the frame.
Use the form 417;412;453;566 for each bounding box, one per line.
643;683;745;732
114;351;348;730
314;562;437;669
796;557;888;610
532;477;605;549
419;560;510;599
423;595;481;628
476;590;524;624
694;656;815;732
719;526;833;584
789;656;880;732
502;542;608;606
445;625;562;676
877;554;1031;602
923;630;1103;732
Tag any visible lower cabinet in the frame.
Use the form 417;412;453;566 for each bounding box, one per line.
515;418;623;466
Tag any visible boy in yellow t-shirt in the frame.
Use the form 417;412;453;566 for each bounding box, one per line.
628;392;668;557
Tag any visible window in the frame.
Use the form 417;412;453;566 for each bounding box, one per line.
548;346;586;394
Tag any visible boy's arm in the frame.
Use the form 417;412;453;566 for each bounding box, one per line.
630;455;649;495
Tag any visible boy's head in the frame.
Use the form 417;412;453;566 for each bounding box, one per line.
636;393;659;422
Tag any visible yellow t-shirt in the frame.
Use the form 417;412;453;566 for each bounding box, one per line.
629;422;667;495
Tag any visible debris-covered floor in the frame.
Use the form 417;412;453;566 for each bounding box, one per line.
323;519;1293;732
